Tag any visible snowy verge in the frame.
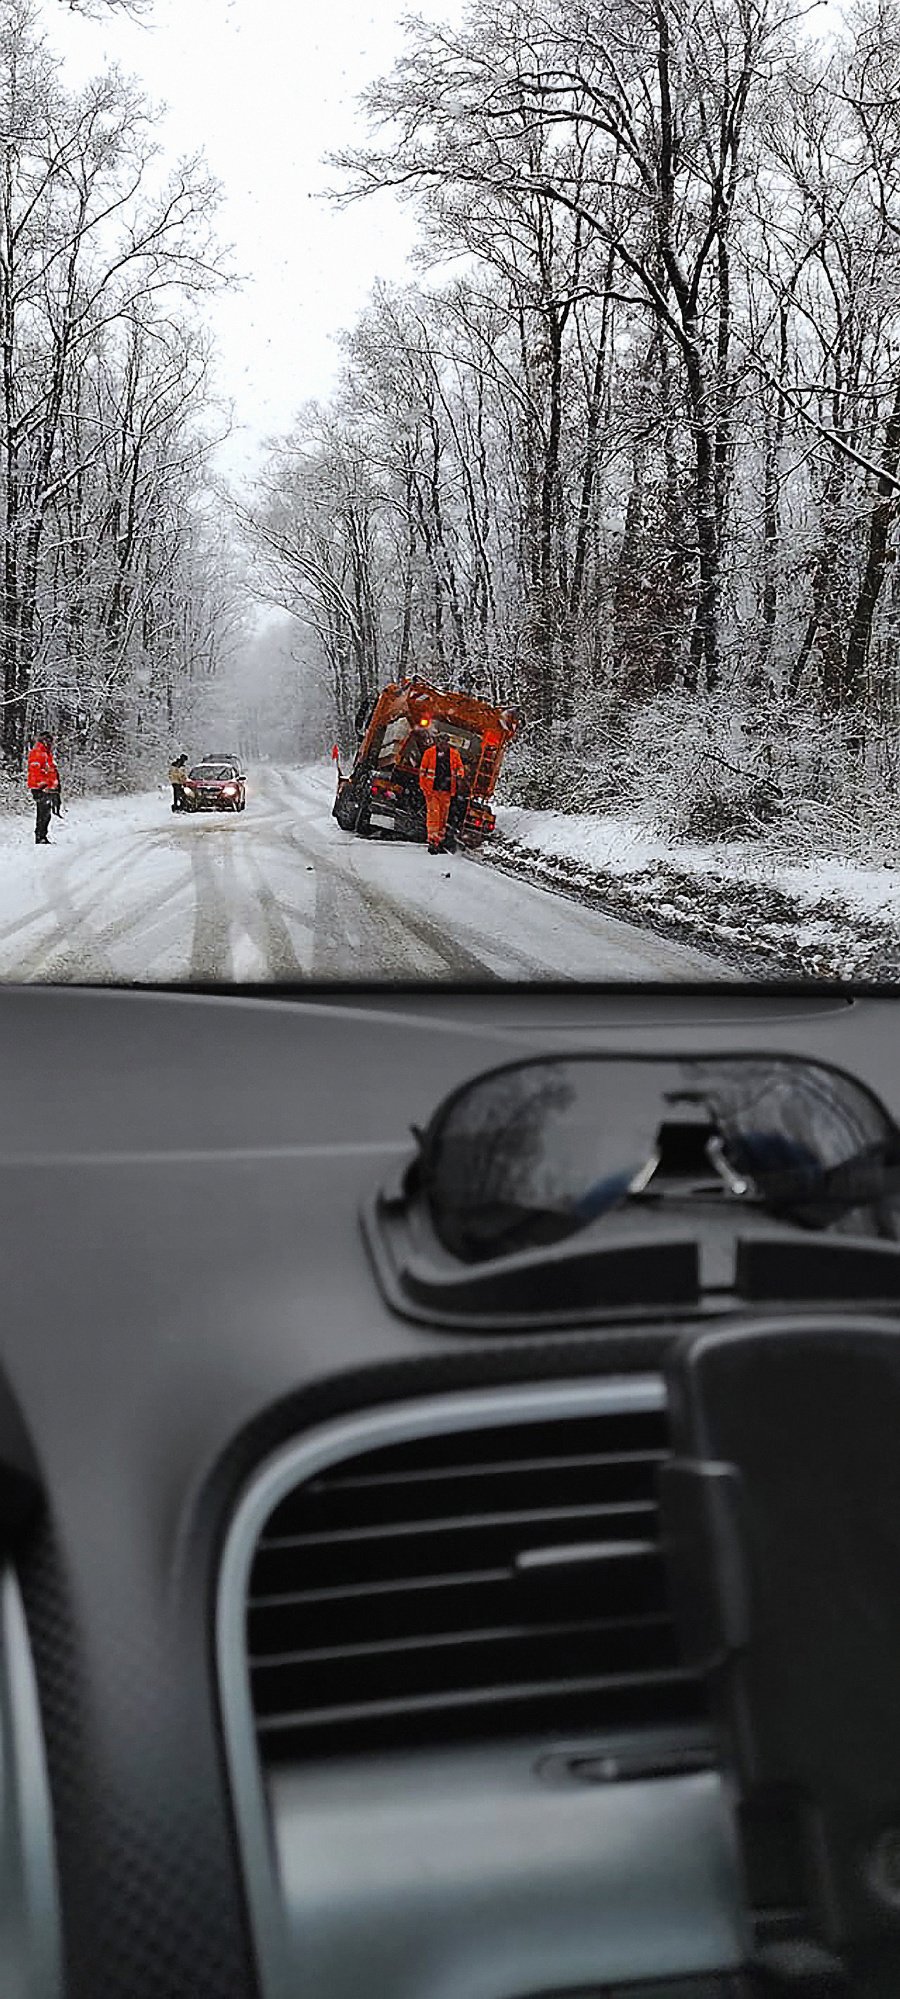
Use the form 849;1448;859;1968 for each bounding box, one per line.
485;807;900;982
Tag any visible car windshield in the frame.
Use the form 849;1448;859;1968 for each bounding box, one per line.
2;0;898;989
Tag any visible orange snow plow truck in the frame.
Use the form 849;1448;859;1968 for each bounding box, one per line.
332;677;518;849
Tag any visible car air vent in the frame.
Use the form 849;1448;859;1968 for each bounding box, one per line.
247;1395;706;1762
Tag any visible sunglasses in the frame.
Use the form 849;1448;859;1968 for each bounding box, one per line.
414;1055;900;1265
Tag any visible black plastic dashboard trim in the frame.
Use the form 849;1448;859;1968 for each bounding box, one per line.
217;1378;666;1999
0;1565;62;1999
215;1375;745;1999
4;982;895;1999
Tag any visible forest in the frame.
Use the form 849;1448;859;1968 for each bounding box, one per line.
0;0;236;790
245;0;900;855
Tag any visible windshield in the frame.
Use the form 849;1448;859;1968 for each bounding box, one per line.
3;0;898;988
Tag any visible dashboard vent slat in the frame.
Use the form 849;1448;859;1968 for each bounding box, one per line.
247;1401;704;1762
267;1450;668;1531
256;1668;700;1759
252;1499;658;1596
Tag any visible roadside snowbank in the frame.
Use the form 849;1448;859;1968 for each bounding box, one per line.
488;806;900;980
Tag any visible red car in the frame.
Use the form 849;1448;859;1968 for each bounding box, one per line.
182;762;246;813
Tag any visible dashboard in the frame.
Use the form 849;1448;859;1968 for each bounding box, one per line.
0;979;892;1999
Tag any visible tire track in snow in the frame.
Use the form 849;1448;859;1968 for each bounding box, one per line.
242;851;312;980
12;854;124;982
8;851;193;982
309;855;493;980
0;825;162;961
263;767;496;977
268;764;555;977
188;835;235;980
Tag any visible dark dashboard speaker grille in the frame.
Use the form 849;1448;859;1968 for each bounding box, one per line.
247;1404;705;1761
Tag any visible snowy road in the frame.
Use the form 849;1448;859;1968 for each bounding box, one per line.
0;765;727;983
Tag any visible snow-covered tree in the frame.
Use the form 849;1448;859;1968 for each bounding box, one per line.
0;0;230;778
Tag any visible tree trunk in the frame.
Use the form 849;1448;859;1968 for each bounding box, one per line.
613;435;648;691
659;337;687;691
15;514;43;751
398;460;416;678
684;338;721;693
1;142;19;764
759;302;788;681
535;310;563;726
789;450;847;701
570;255;615;627
844;371;900;703
713;230;733;548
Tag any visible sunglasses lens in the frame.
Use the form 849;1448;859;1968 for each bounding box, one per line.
690;1061;897;1227
423;1062;660;1262
421;1056;899;1264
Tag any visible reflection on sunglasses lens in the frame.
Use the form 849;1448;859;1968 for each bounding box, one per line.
423;1056;899;1263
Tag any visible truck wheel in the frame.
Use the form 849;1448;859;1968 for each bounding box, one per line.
333;788;359;832
355;803;372;837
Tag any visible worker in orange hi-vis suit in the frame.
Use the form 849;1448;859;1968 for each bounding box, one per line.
27;732;60;846
418;729;467;853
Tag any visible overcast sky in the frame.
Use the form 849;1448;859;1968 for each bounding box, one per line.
45;0;464;486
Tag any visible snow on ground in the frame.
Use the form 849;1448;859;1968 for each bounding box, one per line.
0;768;729;984
496;810;673;879
0;781;342;983
4;770;893;983
0;788;239;982
281;767;726;981
490;805;900;980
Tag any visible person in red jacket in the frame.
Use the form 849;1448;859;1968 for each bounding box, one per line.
27;732;60;846
418;728;467;854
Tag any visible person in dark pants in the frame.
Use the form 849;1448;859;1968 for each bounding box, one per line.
27;733;60;846
169;754;189;811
